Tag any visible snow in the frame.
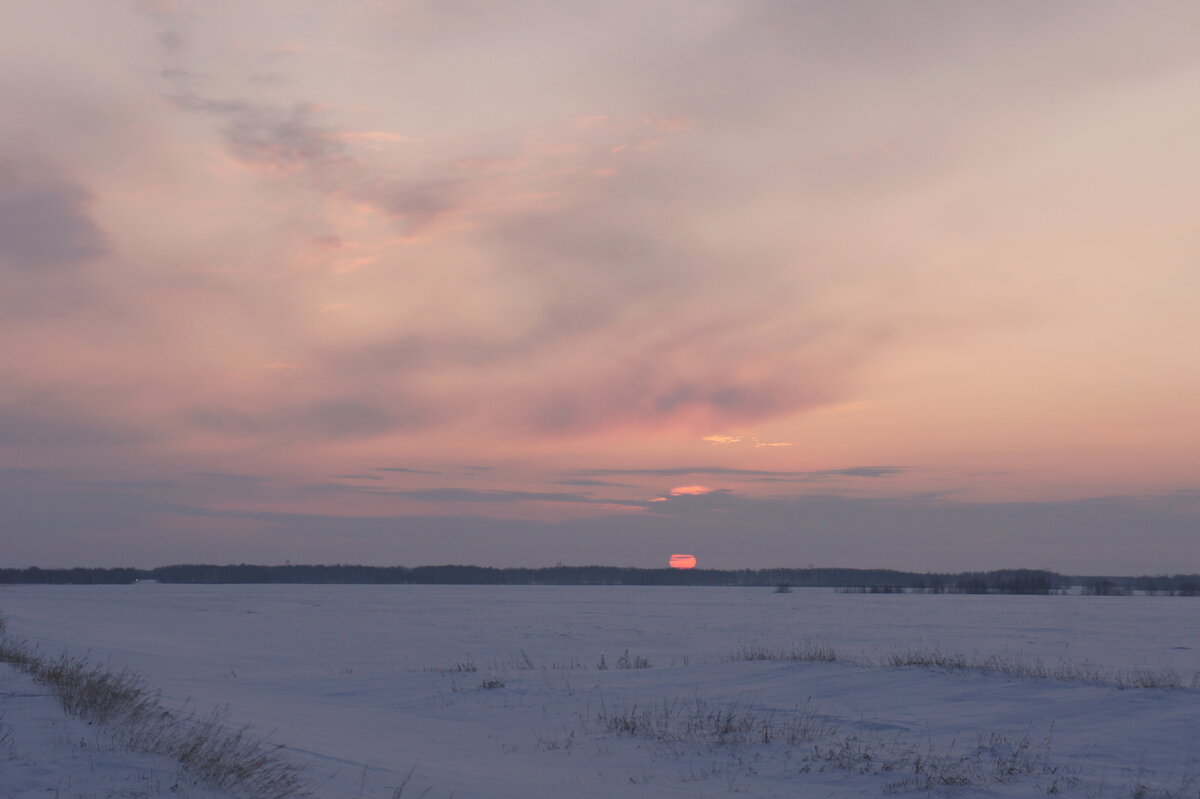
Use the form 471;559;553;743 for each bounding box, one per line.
1;585;1198;798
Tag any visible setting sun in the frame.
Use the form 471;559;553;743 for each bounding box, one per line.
669;554;697;569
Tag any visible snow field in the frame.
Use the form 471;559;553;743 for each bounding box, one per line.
1;585;1198;798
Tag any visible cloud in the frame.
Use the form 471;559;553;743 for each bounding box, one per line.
161;72;469;237
669;485;715;496
134;6;478;241
811;467;905;480
570;466;904;481
373;467;442;475
189;472;267;484
122;2;910;440
70;479;175;491
0;406;146;448
3;0;1197;565
301;400;400;439
0;159;109;270
703;434;793;448
8;465;1196;573
208;101;350;175
188;400;423;441
370;487;649;507
552;478;636;488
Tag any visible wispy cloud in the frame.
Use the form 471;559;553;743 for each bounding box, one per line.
552;478;637;488
189;400;419;441
375;487;649;507
189;473;268;484
703;434;793;448
570;466;904;481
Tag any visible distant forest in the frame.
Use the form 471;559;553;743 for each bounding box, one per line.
1;565;1198;595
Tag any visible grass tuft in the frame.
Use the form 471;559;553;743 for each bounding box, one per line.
598;696;832;747
732;640;844;664
614;649;653;670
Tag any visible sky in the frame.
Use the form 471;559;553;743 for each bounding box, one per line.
2;1;1199;573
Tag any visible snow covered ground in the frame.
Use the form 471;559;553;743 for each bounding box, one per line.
1;584;1197;798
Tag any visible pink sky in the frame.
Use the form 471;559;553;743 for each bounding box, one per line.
2;1;1198;571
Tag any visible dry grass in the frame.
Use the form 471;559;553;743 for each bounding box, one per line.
598;696;833;747
884;649;1195;690
614;649;653;669
733;640;1199;690
597;694;1073;792
0;626;308;799
0;711;15;761
731;640;845;664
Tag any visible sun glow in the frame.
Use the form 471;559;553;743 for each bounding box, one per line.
668;554;697;569
670;485;714;496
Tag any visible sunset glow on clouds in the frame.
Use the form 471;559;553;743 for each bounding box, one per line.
669;486;716;497
3;2;1200;571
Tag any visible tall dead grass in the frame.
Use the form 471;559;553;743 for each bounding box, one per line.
0;616;307;799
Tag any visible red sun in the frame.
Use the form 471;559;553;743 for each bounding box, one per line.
669;554;697;569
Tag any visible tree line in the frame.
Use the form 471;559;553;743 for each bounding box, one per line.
0;564;1197;594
